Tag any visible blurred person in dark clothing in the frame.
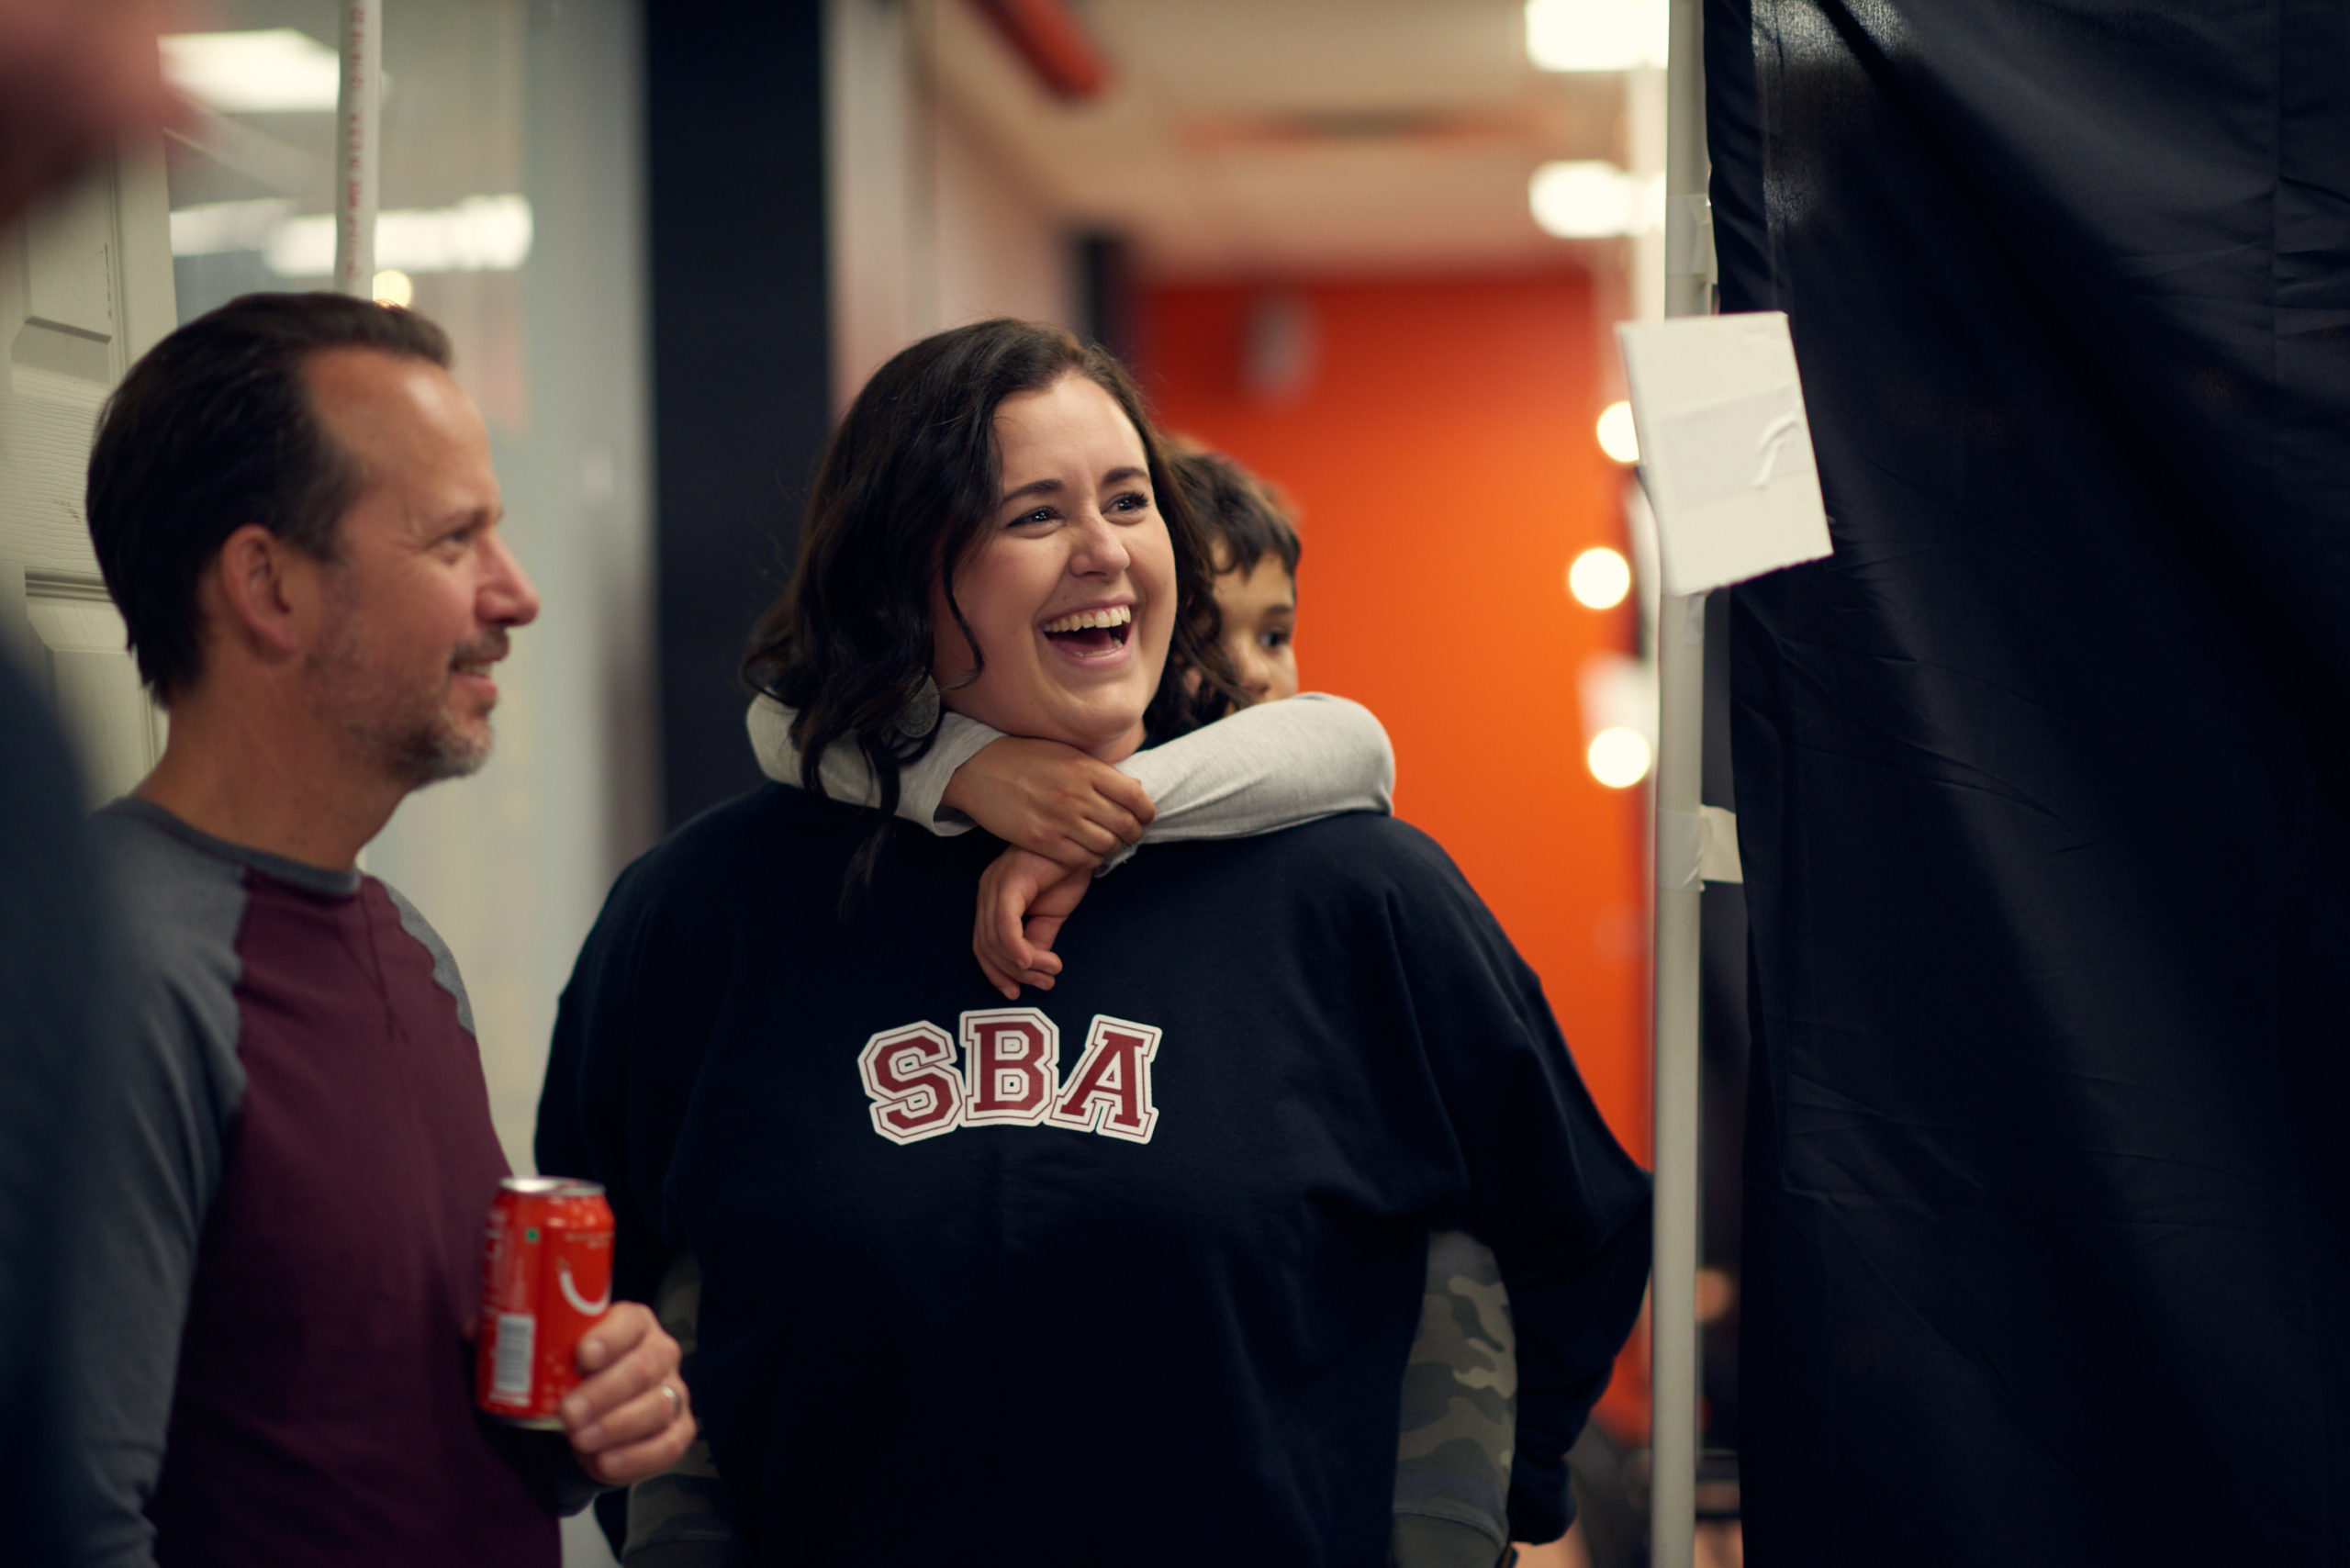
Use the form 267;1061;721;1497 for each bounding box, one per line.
0;663;118;1566
0;1;180;1559
0;0;176;222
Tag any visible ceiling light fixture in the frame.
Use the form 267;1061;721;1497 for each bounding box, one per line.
170;197;295;257
264;195;534;277
1525;0;1669;73
161;29;343;114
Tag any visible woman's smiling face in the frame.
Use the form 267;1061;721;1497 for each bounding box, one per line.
929;373;1176;762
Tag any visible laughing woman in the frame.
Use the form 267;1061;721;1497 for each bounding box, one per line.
535;319;1649;1567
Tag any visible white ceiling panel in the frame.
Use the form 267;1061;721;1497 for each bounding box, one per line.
923;0;1638;281
1084;0;1528;116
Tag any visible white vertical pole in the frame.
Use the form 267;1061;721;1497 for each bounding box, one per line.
1651;0;1712;1562
1648;598;1704;1568
333;0;382;297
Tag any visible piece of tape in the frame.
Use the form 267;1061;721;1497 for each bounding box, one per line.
1658;805;1744;889
1697;804;1743;884
1665;194;1715;282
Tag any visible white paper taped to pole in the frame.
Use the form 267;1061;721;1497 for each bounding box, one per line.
1617;311;1832;597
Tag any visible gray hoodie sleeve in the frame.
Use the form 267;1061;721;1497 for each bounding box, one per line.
744;692;1394;865
744;698;998;834
1109;693;1393;857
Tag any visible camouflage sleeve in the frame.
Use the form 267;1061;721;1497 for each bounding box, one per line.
1392;1228;1517;1568
623;1250;749;1568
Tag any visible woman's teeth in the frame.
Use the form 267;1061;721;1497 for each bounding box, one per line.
1040;605;1133;634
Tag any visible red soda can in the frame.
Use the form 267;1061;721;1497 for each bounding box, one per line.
476;1176;616;1428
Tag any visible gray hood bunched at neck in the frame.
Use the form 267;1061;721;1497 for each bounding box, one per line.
744;689;1396;872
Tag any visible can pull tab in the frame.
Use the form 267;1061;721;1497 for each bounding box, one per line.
558;1260;611;1317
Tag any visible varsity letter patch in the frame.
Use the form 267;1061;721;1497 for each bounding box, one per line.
1048;1015;1162;1144
959;1008;1060;1126
857;1022;963;1144
856;1011;1161;1146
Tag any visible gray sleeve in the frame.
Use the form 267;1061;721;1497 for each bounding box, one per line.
744;697;998;838
623;1249;748;1567
1103;693;1395;870
1393;1229;1517;1567
888;713;1002;834
67;819;250;1568
381;880;476;1037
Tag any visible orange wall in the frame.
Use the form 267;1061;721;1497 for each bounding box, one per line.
1137;273;1651;1165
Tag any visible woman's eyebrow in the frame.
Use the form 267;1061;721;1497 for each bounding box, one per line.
999;467;1147;506
999;476;1063;506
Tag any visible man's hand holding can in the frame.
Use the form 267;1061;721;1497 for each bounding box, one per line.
559;1302;697;1487
476;1177;696;1487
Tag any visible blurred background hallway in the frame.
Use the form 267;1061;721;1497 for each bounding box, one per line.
73;4;1724;1560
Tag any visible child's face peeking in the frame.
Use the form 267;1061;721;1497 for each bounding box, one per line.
1212;548;1299;705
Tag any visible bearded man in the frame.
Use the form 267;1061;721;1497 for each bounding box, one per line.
72;292;695;1568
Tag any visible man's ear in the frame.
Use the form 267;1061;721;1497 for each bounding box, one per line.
207;523;319;662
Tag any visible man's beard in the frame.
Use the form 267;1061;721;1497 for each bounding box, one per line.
308;620;507;790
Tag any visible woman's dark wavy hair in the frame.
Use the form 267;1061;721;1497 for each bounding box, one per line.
743;318;1241;903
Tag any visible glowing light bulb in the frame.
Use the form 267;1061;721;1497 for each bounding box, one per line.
1596;400;1639;464
373;268;414;307
1568;546;1632;610
1530;163;1665;240
1587;726;1652;789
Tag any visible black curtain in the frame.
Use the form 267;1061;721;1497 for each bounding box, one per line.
646;0;833;830
1707;2;2350;1562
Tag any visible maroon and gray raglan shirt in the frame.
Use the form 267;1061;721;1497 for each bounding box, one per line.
71;799;569;1568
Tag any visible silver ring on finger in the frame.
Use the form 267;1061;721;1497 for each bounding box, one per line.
658;1383;682;1421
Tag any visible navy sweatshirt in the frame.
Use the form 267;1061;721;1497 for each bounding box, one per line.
537;785;1650;1566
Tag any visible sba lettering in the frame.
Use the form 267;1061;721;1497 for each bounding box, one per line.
857;1008;1161;1147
